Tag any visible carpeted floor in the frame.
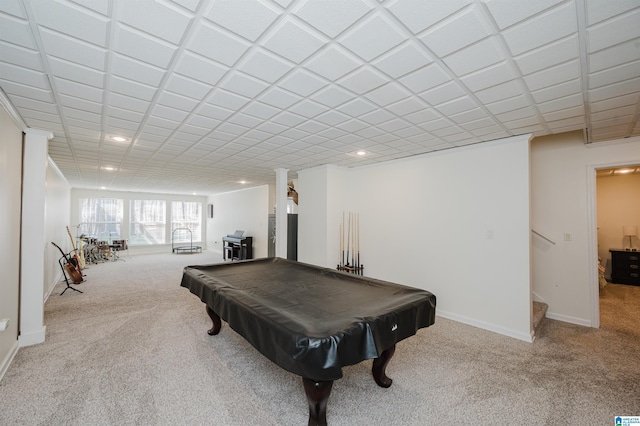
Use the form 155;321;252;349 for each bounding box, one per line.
1;252;639;425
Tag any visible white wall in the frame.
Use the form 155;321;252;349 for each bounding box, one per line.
70;189;207;256
206;185;269;259
44;158;72;298
298;135;533;341
0;103;23;380
530;131;640;326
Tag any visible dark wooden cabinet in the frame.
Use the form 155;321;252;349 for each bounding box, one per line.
609;249;640;286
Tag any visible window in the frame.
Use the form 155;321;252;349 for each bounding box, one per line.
79;198;123;241
171;201;202;243
129;200;166;245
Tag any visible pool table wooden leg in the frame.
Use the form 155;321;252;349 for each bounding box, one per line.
302;378;333;426
372;344;396;388
205;305;221;335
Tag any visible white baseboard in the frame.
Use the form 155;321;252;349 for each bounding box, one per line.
436;310;534;343
545;311;592;327
0;340;19;383
18;326;46;347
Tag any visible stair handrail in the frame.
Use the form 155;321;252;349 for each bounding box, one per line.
531;228;556;245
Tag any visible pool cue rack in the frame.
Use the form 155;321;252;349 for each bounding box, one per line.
337;211;364;276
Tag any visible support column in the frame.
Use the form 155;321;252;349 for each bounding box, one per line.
274;168;288;258
19;128;52;347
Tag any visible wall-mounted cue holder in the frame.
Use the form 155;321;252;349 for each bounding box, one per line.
337;211;364;275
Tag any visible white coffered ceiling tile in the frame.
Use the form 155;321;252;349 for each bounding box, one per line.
48;57;105;89
485;94;531;115
204;0;280;42
387;0;470;34
0;42;41;70
221;72;270;98
420;7;491;57
372;42;432;79
537;93;584;114
587;8;640;53
12;96;56;114
495;105;537;122
590;93;638;113
261;18;325;64
288;99;325;118
238;49;293;83
443;37;505;77
398;63;450;93
338;67;386;95
20;107;61;124
589;77;640;103
502;3;577;57
38;28;106;71
151;104;189;122
532;79;582;103
314;110;351;126
106;115;140;131
0;14;35;49
523;59;581;92
403;108;440;126
207;89;251;110
337;97;377;117
543;105;585;122
109;93;150;114
110;76;157;101
460;62;516;93
377;118;410;133
304;45;360;81
173;52;228;87
107;105;144;123
484;0;565;30
386;97;428;116
359;109;395;125
111;54;165;87
513;35;579;76
120;0;192;45
143;123;175;138
271;111;306;127
435;96;479;117
475;80;523;105
242;101;280;120
57;93;102;114
258;86;302;109
365;82;411;107
0;61;46;88
310;85;353;108
585;0;639;25
54;78;103;102
339;14;404;61
278;69;326;97
420;81;466;107
228;112;264;129
114;25;177;69
589;39;640;73
188;22;251;67
29;0;108;47
294;0;372;38
589;61;640;90
458;116;497;131
296;120;330;134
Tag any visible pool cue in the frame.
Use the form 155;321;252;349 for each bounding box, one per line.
351;212;355;269
346;212;351;266
357;213;360;274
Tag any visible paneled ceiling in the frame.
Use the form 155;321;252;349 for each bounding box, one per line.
1;0;639;195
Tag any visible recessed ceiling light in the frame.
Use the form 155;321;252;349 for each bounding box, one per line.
238;180;247;184
192;192;197;195
109;135;128;142
356;150;367;156
102;166;116;171
100;186;106;190
347;150;370;158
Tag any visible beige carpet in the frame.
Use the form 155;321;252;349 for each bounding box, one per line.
1;252;639;425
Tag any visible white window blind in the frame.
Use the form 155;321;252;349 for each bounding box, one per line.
171;201;202;243
79;198;123;241
129;200;166;245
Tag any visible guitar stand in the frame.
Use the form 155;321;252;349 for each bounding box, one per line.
58;255;83;295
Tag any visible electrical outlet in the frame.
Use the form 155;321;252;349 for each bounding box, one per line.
563;233;572;241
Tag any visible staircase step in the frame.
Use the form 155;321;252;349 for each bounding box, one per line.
533;301;548;331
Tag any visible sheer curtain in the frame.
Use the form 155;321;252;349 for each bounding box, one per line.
129;200;166;245
78;198;123;241
171;201;202;243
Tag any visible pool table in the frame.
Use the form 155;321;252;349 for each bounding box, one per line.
180;257;436;425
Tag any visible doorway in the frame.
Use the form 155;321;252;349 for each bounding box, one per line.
592;164;640;332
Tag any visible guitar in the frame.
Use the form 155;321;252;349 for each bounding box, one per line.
66;226;84;270
51;241;84;284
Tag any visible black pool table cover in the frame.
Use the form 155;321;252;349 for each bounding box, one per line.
180;257;436;382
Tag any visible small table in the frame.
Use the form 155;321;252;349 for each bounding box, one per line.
609;249;640;286
180;258;436;425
